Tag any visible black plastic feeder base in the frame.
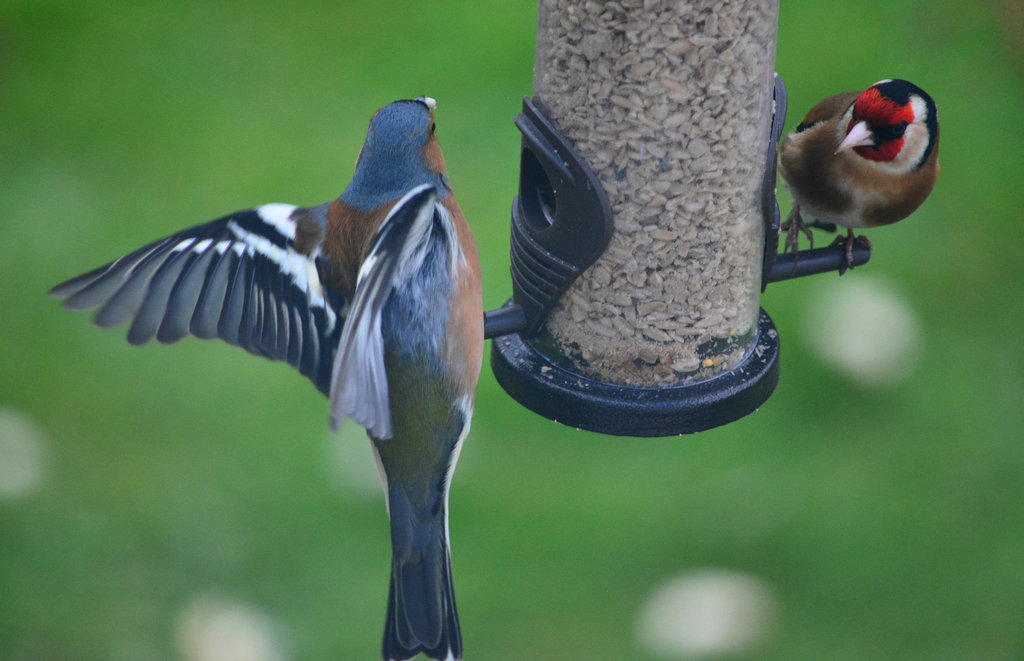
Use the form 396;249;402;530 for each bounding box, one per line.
490;308;780;437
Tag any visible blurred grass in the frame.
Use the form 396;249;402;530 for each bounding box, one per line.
2;0;1023;659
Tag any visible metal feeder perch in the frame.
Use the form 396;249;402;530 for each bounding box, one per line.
483;0;869;436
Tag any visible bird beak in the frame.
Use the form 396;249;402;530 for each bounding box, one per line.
416;96;437;111
836;120;875;153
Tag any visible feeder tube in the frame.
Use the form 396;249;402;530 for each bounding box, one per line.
531;0;780;387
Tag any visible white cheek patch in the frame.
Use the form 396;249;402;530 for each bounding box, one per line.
898;126;931;172
890;96;932;172
894;95;934;170
910;95;929;124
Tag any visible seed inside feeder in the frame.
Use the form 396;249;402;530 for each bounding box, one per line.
532;0;779;387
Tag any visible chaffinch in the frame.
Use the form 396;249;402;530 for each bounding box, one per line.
51;96;482;661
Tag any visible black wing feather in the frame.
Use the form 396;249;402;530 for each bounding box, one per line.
50;205;343;395
159;245;219;343
217;246;251;347
190;246;237;340
127;243;198;345
92;239;179;328
59;240;168;309
237;251;260;355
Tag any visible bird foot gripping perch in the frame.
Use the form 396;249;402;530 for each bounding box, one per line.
776;207;873;279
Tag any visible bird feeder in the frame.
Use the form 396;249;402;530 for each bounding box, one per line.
485;0;869;436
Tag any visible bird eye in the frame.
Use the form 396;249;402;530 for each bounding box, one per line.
875;120;909;143
430;122;436;134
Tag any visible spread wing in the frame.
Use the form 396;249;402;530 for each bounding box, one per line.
328;184;438;439
50;203;344;394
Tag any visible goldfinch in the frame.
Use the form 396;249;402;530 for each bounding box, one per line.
779;79;939;272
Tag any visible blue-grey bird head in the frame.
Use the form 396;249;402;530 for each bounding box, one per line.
341;96;449;211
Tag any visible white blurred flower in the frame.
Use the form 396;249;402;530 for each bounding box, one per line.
176;593;288;661
635;568;779;659
802;275;922;387
0;408;49;498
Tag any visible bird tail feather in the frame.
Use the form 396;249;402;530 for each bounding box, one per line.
382;489;461;661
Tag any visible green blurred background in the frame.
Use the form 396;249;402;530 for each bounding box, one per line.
2;1;1023;659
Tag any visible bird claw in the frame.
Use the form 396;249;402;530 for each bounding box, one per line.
781;207;814;272
830;230;872;275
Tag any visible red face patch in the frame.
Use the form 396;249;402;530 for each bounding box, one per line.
853;140;904;162
854;87;915;127
848;87;915;162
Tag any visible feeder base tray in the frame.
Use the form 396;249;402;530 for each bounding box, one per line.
490;308;780;437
